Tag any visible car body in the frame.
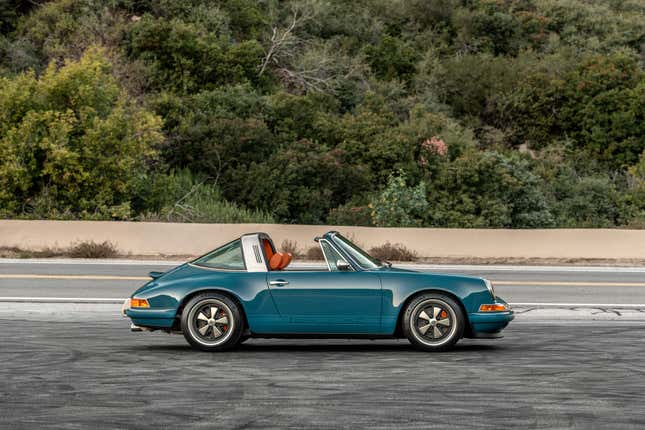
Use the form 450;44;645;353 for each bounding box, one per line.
123;231;514;351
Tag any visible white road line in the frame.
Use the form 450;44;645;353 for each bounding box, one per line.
0;297;123;303
0;274;150;280
400;264;645;273
494;281;645;287
0;258;182;266
511;302;645;308
2;297;645;309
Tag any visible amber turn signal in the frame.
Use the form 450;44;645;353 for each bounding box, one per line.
479;304;507;312
131;298;150;308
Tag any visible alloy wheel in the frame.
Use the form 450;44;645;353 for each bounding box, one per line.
411;299;457;346
187;299;235;346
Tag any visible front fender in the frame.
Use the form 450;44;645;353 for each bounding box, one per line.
379;271;491;334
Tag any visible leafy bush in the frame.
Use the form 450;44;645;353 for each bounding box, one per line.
0;47;163;219
327;203;374;227
135;170;275;224
227;139;371;224
125;15;265;93
371;171;429;227
426;151;554;228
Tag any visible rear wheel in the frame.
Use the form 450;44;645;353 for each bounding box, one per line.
181;293;244;351
402;293;465;351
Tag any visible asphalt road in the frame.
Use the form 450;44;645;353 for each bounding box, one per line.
1;259;645;305
2;260;645;428
1;311;644;429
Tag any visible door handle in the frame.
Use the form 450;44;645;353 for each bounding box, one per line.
269;280;289;286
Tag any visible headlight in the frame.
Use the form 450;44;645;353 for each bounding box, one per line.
484;279;495;299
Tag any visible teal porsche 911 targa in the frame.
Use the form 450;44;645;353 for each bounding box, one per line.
122;231;514;351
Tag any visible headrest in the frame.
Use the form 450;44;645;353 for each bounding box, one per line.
269;252;293;270
279;252;292;270
269;252;284;270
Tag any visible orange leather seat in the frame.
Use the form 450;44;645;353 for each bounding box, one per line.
269;252;284;270
263;239;274;261
269;252;293;270
279;252;292;269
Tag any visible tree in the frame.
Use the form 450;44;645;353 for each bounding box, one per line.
371;171;428;227
0;47;163;218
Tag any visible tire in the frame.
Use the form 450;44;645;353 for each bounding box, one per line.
402;293;465;352
181;292;244;351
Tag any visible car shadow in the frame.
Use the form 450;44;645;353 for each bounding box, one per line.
134;342;502;354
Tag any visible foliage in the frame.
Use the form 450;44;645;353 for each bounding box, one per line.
0;47;162;219
371;171;429;227
425;151;554;228
0;0;643;228
134;170;275;224
327;202;374;227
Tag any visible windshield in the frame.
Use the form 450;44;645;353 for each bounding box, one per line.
333;234;382;270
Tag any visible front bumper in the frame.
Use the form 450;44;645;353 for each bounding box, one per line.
467;300;514;337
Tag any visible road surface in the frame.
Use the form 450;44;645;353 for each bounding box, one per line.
1;259;645;305
1;259;645;428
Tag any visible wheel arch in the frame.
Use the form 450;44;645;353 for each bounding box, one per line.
174;288;249;331
393;289;471;337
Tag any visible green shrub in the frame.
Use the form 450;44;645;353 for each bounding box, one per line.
0;47;163;219
125;15;264;93
365;35;419;83
550;175;624;227
135;170;275;224
371;171;429;227
328;203;374;227
227;139;371;224
426;151;554;228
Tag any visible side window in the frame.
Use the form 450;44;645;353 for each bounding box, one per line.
193;239;245;270
320;240;351;272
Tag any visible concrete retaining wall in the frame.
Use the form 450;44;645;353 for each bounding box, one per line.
0;220;643;259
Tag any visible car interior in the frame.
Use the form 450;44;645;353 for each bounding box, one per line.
262;238;293;271
262;236;351;272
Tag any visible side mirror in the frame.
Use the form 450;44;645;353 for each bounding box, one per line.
336;260;351;271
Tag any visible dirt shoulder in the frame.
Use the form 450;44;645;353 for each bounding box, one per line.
2;246;642;267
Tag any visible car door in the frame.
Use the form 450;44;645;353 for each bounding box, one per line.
266;241;382;334
267;271;382;333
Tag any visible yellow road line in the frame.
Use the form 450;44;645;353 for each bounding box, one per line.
0;274;150;281
0;274;644;287
494;281;645;287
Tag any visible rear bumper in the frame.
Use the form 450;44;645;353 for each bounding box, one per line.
122;299;175;328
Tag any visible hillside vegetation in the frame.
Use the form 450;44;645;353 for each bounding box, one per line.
0;0;643;227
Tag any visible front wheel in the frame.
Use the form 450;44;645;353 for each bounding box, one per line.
402;293;465;351
181;293;244;351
